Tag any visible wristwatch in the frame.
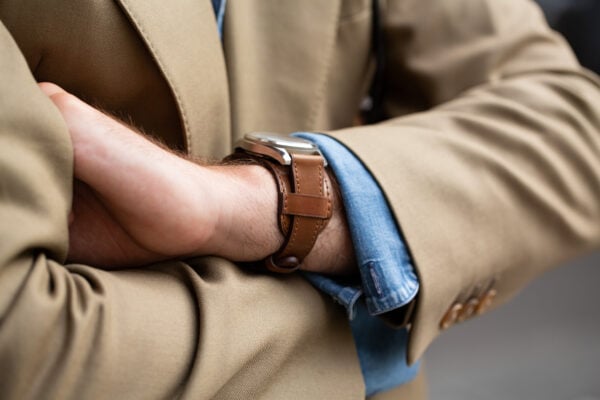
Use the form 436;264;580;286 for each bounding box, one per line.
227;132;333;273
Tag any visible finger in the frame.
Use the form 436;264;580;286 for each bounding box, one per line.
38;81;67;97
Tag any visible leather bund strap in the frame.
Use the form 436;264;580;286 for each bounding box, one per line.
264;153;333;273
224;151;333;273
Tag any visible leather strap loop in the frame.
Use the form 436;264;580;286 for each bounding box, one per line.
284;193;330;218
262;153;332;273
224;150;333;273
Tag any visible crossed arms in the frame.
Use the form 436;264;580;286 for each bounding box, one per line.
38;83;356;275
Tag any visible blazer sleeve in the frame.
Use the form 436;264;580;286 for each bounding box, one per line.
326;0;600;363
0;22;363;400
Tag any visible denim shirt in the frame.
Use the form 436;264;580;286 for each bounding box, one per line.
212;1;420;395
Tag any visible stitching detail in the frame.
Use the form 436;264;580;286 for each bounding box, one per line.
369;263;383;296
293;159;301;192
318;165;323;196
324;169;332;217
117;1;192;153
307;2;342;128
308;218;320;253
283;193;288;213
309;164;330;254
288;218;300;250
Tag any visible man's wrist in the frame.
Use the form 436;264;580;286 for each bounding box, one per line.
202;164;283;262
203;163;356;275
227;133;336;273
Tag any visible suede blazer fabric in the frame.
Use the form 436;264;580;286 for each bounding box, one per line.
0;0;599;399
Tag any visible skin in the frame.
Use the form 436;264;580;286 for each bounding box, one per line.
39;82;356;275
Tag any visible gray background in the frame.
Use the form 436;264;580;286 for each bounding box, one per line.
426;251;600;400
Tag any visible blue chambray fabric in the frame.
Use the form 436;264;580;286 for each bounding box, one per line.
295;133;421;395
210;0;227;38
350;302;421;396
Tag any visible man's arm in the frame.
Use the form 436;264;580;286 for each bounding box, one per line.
37;83;356;275
325;0;600;363
0;23;364;399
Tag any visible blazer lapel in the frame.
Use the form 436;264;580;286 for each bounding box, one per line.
223;0;342;140
114;0;231;158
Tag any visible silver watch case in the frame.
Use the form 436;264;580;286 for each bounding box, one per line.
235;132;327;167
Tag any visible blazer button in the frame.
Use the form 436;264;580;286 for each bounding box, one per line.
440;303;463;330
458;297;480;322
476;289;498;315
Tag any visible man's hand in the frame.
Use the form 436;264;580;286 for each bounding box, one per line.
39;83;355;274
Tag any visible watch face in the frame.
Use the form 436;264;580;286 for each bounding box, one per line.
237;132;326;166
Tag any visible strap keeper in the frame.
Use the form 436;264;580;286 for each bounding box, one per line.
284;193;331;219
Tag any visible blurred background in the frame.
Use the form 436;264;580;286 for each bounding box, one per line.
536;0;600;74
426;2;600;398
427;252;600;400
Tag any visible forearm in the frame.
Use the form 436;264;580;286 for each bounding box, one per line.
41;84;356;273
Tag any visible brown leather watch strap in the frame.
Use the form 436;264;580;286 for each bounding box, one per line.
263;153;333;273
223;150;333;273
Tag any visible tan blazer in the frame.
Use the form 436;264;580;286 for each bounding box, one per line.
0;0;598;399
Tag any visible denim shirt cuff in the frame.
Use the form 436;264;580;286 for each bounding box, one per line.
293;132;420;318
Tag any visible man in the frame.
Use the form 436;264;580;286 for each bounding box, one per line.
1;1;599;399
